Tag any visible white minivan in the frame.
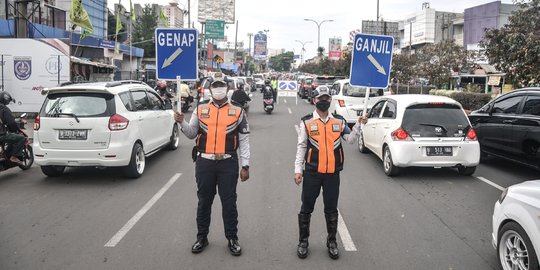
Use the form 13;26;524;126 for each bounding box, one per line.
33;81;179;178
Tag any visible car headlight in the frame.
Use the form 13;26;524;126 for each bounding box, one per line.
499;188;508;203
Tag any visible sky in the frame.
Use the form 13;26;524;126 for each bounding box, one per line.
108;0;514;60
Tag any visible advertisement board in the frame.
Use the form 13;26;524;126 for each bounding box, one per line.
0;38;70;112
253;33;267;62
328;37;342;61
198;0;235;24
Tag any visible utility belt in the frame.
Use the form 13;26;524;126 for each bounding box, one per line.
192;146;237;162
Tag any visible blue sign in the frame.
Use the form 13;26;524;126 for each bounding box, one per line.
155;28;198;81
349;34;394;88
277;81;297;91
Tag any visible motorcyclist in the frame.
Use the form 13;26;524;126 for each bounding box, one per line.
264;79;277;101
0;92;25;164
231;83;251;114
179;81;193;112
155;80;174;103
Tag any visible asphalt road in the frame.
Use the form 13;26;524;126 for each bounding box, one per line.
1;92;537;270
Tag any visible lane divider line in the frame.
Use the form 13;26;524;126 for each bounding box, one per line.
284;99;287;104
294;124;300;135
104;173;182;247
337;208;357;251
288;108;292;114
475;176;505;191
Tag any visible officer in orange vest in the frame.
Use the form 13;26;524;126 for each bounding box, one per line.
294;86;367;259
175;79;250;256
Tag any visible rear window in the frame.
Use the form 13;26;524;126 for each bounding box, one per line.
314;78;335;85
402;104;470;138
305;78;313;84
42;93;113;117
342;84;380;97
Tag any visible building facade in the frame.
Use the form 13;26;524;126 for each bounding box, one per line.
162;2;184;28
361;20;400;46
54;0;107;38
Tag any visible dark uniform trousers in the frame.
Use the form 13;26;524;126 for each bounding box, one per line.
195;156;239;240
300;169;340;215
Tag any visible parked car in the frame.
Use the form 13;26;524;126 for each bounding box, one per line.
492;180;540;270
469;88;540;169
359;95;480;176
33;81;179;178
329;79;388;125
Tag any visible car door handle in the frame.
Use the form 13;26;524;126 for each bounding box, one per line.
502;120;516;124
384;126;391;129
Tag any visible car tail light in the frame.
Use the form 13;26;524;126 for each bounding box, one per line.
34;114;40;130
391;128;413;141
338;100;346;107
466;128;477;141
109;114;129;131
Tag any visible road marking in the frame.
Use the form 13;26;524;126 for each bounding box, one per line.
337;208;357;251
105;173;182;247
475;176;505;191
288;107;292;114
294;124;300;135
284;99;287;104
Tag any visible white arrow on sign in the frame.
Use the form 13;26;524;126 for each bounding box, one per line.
162;47;183;69
367;54;386;75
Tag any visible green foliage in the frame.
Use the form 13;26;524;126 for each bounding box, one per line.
297;50;351;76
429;90;491;110
132;4;158;58
391;53;417;84
269;51;295;72
480;0;540;87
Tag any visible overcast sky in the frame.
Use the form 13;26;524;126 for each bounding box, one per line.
108;0;514;59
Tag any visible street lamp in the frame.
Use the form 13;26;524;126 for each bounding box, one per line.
263;29;269;71
303;18;333;51
295;40;312;66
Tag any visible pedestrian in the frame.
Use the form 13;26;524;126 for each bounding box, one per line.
293;86;367;259
175;79;250;256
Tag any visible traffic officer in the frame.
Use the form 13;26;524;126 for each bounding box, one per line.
293;86;367;259
175;79;250;256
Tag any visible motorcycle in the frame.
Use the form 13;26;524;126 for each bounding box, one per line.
180;96;193;113
0;113;34;172
262;86;275;114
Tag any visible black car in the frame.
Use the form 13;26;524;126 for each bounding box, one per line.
468;88;540;169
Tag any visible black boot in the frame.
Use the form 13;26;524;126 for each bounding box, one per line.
325;212;339;260
297;213;311;259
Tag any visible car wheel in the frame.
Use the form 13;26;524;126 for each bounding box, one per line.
383;146;400;176
358;133;369;154
167;124;180;150
18;145;34;170
41;165;65;177
457;166;476;176
123;143;145;178
498;221;539;270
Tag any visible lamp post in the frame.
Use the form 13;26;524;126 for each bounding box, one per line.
303;18;333;51
295;40;312;66
263;29;269;71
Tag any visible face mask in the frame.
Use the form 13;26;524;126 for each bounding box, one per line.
211;87;228;100
316;100;331;112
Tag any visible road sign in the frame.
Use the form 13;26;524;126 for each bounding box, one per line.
277;80;298;104
205;20;225;40
349;34;394;88
155;28;198;81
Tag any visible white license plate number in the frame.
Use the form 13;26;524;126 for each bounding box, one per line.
59;129;87;140
426;146;452;156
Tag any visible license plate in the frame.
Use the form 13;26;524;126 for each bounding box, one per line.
426;146;452;156
59;129;87;140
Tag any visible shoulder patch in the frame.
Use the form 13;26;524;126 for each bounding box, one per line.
301;113;314;121
332;113;345;120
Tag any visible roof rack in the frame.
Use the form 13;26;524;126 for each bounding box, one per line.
105;80;148;88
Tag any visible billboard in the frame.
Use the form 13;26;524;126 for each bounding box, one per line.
0;38;70;112
198;0;235;24
253;33;267;62
328;37;342;61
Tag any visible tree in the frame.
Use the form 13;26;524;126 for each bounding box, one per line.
317;47;325;58
391;53;417;85
133;4;158;58
269;51;295;72
480;0;540;86
107;9;127;43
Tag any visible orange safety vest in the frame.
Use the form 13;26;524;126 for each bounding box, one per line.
303;114;345;174
196;102;243;155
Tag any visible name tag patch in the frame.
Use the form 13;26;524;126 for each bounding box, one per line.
332;124;341;132
228;109;237;116
201;108;210;115
309;124;318;131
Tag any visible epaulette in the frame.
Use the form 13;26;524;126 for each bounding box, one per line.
301;113;314;121
332;113;345;120
197;100;210;106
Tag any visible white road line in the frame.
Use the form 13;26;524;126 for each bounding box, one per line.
294;124;300;135
475;176;505;191
284;99;287;104
288;107;292;114
104;173;182;247
337;209;357;251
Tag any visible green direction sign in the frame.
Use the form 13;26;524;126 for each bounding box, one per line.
205;20;225;40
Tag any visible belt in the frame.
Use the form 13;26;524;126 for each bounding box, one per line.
199;153;233;160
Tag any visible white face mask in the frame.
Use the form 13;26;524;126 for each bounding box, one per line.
211;87;228;100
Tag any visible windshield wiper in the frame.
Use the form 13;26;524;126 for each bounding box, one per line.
53;113;80;123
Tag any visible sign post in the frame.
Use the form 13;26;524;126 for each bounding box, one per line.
155;28;199;81
277;80;298;105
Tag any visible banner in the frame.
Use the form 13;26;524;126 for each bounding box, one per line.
253;33;267;62
329;37;342;61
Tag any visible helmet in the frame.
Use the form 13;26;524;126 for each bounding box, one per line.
0;91;13;105
157;80;167;89
264;79;271;85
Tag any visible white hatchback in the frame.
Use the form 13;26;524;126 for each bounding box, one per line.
358;94;480;176
329;79;388;125
492;180;540;270
33;81;179;178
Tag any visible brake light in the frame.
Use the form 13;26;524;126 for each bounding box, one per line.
109;114;129;131
34;114;40;130
338;100;346;107
391;128;413;141
429;102;445;105
466;128;477;141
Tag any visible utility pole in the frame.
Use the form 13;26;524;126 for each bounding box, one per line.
234;20;238;65
187;0;191;29
15;0;29;38
247;33;253;57
377;0;379;21
303;19;334;52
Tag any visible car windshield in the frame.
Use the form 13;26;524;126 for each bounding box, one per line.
305;78;313;84
402;104;470;138
343;84;368;97
314;78;335;84
42;93;112;117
